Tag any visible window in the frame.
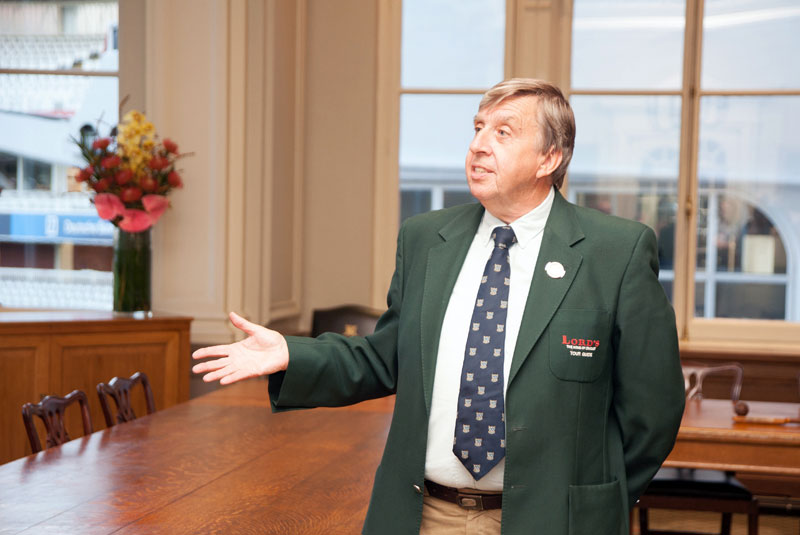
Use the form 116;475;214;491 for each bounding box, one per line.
398;0;505;221
0;1;118;310
570;0;800;335
382;0;800;348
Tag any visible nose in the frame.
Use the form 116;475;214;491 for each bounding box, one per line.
469;128;491;155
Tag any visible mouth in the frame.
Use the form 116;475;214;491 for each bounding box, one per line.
470;165;493;178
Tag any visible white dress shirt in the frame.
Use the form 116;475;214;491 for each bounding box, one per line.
424;187;555;490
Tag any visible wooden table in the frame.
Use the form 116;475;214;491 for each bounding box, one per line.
665;399;800;477
0;378;394;534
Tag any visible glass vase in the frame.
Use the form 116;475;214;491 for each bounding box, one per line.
113;228;152;313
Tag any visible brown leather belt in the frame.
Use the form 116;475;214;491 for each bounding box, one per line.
424;479;503;511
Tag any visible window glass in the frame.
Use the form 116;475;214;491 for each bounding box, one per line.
399;94;481;219
401;0;505;89
571;0;685;90
443;190;475;208
0;1;118;311
570;95;682;301
22;158;51;191
399;94;480;173
0;151;16;190
695;96;798;320
400;190;432;222
702;0;800;90
0;1;118;70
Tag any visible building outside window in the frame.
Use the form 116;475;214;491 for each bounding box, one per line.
0;0;118;310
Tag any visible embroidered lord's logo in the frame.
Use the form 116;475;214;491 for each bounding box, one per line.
561;335;601;358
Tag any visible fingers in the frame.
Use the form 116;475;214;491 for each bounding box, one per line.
219;369;256;385
192;345;231;360
229;311;261;336
200;363;238;383
192;357;228;374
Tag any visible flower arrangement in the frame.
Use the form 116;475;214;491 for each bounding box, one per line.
73;110;187;232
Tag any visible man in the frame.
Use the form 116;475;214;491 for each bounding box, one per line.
193;78;685;535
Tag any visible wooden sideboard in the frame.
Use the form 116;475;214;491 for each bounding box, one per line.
0;311;192;465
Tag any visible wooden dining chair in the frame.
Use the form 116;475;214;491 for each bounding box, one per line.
96;371;156;427
310;304;384;338
21;390;93;453
637;362;759;535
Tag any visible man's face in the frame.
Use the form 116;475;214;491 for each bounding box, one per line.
465;96;556;223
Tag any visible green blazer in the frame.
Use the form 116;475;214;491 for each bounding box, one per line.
269;191;685;535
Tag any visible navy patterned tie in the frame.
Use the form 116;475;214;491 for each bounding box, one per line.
454;225;516;479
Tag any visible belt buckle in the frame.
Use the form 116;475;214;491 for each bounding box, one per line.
457;493;484;511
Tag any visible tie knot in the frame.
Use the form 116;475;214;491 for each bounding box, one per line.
492;226;516;250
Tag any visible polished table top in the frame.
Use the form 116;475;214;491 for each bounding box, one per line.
665;398;800;476
0;378;394;534
4;385;799;533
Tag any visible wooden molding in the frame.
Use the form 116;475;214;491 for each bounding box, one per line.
371;0;402;309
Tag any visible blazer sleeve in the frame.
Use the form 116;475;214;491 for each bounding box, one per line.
612;225;685;508
267;224;406;411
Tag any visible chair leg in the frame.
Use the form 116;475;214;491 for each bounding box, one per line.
639;507;649;535
721;512;732;535
747;512;758;535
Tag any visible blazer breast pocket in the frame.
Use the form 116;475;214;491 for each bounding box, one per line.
549;308;611;382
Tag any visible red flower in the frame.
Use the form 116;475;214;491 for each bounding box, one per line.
118;209;153;232
94;193;125;220
101;155;121;169
120;187;143;203
92;137;111;151
140;174;158;192
148;156;169;170
163;138;179;154
167;171;183;188
76;166;94;182
115;169;134;186
93;177;112;192
142;194;170;225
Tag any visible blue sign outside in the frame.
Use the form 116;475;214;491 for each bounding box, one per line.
0;213;114;245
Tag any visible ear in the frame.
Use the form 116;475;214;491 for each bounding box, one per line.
535;148;563;179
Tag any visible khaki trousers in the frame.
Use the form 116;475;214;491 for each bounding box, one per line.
419;489;502;535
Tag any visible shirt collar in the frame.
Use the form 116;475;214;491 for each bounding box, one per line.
479;186;555;250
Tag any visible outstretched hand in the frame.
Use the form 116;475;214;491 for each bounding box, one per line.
192;311;289;385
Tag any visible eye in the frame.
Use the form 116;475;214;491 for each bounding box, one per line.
474;125;482;133
497;129;510;137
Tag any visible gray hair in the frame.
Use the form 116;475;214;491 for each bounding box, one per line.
479;78;575;189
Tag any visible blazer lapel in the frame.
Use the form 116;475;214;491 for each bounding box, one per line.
420;204;483;414
509;192;585;385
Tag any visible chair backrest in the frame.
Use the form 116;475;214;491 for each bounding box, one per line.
21;390;93;454
96;371;156;427
682;362;743;402
310;304;384;338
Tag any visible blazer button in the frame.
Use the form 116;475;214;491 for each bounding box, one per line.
413;484;423;494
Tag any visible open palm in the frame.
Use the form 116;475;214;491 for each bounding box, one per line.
192;311;289;385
